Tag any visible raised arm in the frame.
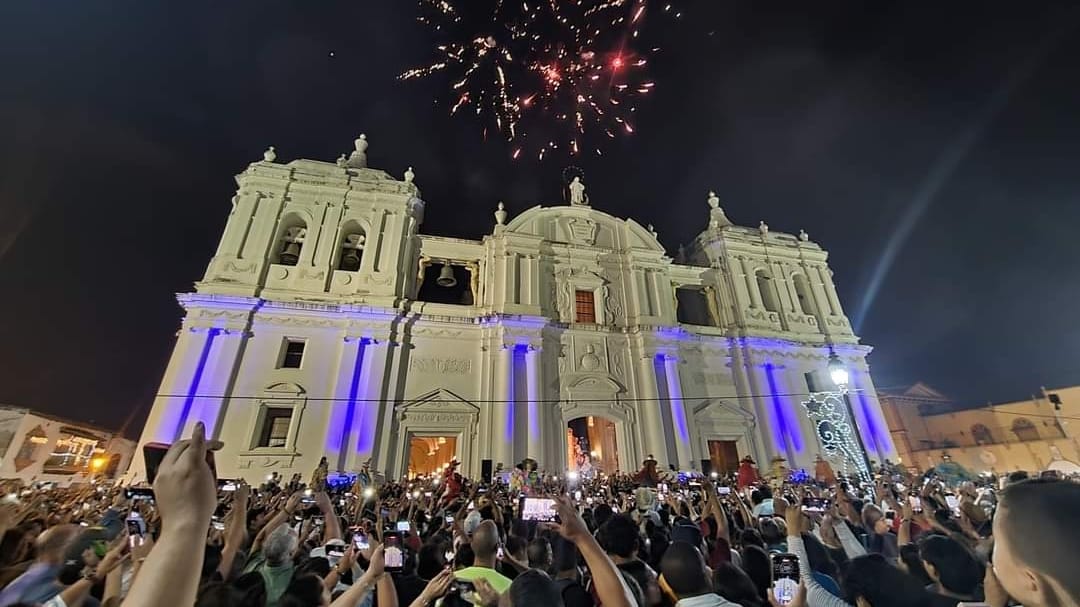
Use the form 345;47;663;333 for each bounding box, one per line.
315;491;342;543
785;506;853;607
122;422;222;607
554;495;636;607
330;545;386;607
252;492;302;554
218;482;251;579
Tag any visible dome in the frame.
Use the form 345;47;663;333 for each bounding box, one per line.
504;205;665;253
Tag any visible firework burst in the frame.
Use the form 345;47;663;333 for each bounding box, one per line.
401;0;678;159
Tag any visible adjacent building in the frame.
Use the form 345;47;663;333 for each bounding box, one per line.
132;137;896;483
0;406;137;486
880;384;1080;475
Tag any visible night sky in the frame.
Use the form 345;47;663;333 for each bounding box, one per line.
2;1;1079;434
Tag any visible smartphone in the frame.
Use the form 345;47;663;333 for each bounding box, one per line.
574;490;582;501
772;553;800;606
327;547;345;559
124;487;156;502
218;480;237;492
353;533;370;551
586;497;594;505
144;442;216;485
801;497;830;513
383;534;404;572
445;515;454;524
497;547;504;560
313;516;325;527
454;580;476;596
212;517;226;531
885;511;896;521
944;494;960;511
126;512;147;547
520;497;558;523
396;520;410;532
444;550;455;562
718;486;732;496
909;496;924;513
424;492;433;498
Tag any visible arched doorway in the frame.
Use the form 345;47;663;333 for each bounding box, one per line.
567;416;619;476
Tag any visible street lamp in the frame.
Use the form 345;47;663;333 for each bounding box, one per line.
828;352;849;390
802;350;873;483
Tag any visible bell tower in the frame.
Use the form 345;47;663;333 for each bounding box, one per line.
198;137;424;304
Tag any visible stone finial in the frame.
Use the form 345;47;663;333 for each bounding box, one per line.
336;154;347;168
263;146;277;162
404;166;415;183
759;221;769;235
494;201;508;226
799;229;809;242
345;134;368;168
707;191;720;209
647;224;658;238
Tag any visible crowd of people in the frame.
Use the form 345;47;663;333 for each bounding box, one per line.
1;422;1078;607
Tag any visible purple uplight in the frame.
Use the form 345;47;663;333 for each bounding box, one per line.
764;361;803;455
173;328;219;442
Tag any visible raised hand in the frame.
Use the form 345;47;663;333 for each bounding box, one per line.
153;422;222;534
418;569;454;604
552;495;590;543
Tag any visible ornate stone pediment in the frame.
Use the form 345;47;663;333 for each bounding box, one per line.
692;399;755;423
264;382;306;396
395;388;480;425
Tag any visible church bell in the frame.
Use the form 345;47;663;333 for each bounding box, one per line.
279;242;301;266
436;263;457;288
340;249;361;272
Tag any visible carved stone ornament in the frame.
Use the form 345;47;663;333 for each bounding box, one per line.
579;344;601;371
409;357;474;375
566;217;598;245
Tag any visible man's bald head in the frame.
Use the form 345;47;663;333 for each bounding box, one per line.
994;479;1080;606
471;520;499;560
35;524;80;563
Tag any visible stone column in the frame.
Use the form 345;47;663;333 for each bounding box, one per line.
661;354;694;469
636;354;669;465
492;345;515;469
525;346;544;465
741;258;763;308
182;329;247;440
216;192;259;258
818;266;843;316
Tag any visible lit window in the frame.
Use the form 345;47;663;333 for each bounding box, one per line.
258;408;293;448
575;290;596;323
43;432;99;474
280;340;306;369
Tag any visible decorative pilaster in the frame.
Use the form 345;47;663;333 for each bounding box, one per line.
492;345;515;468
636;354;669;466
525;346;543;464
181;328;248;440
661;354;694;468
327;336;365;471
354;339;391;470
139;326;214;445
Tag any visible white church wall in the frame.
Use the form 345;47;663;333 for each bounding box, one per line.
134;140;894;484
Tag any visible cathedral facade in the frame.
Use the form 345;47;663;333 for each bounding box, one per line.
132;138;896;482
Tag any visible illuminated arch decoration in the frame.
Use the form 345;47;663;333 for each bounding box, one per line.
802;392;871;484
